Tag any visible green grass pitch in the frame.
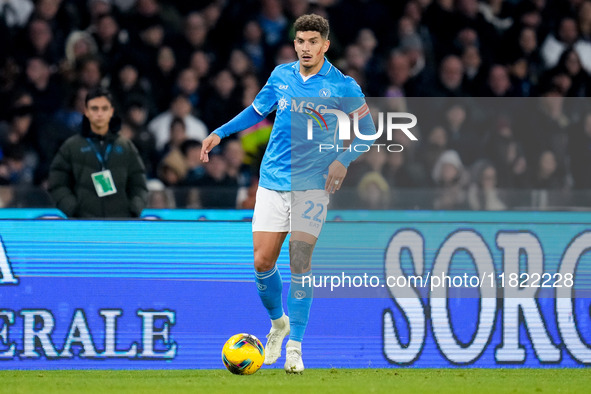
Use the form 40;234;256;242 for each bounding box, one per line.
1;369;589;394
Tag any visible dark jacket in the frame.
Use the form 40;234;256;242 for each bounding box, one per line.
48;117;148;218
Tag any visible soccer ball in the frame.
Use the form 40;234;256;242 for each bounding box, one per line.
221;333;265;375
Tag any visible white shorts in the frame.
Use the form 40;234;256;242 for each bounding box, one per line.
252;186;330;238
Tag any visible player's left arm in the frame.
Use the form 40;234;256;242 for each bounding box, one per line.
325;101;376;193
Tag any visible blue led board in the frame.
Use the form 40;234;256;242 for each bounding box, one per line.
0;212;589;369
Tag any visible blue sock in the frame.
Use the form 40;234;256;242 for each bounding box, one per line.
287;271;314;342
255;266;284;320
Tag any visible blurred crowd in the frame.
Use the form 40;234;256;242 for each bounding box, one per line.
2;0;591;210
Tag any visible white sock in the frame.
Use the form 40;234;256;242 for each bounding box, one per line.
286;339;301;351
271;314;287;329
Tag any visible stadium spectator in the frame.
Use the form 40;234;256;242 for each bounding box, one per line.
539;48;591;97
31;0;75;52
467;159;507;210
521;92;571;171
48;87;148;218
485;116;529;189
16;18;61;67
356;28;377;61
200;69;243;131
120;97;158;178
423;0;457;61
240;20;268;76
479;64;515;97
21;56;63;116
567;112;591;189
418;125;449;179
53;85;87;133
63;30;99;81
172;68;201;110
160;116;188;158
194;149;238;209
91;13;128;77
423;55;467;96
147;187;176;209
173;12;211;68
126;0;182;38
147;94;208;151
129;15;168;77
540;16;591;72
380;51;413;98
344;143;387;189
402;0;435;65
531;150;567;190
188;49;211;83
239;176;259;209
478;0;515;34
357;171;391;210
222;139;251;189
149;45;178;112
382;147;427;189
0;95;38;182
442;101;484;167
454;0;501;61
179;139;204;186
461;45;486;95
109;59;155;117
274;42;297;65
75;55;104;89
0;0;34;30
578;0;591;41
85;0;115;28
157;147;187;187
432;149;469;209
257;0;288;50
0;143;35;185
507;56;535;97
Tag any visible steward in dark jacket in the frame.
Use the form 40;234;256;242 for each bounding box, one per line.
48;88;148;218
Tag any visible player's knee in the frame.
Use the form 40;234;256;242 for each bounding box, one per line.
253;250;276;272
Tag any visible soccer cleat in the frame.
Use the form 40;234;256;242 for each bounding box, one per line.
284;346;304;374
263;315;290;365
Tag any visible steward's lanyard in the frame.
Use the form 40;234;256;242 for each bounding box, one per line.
86;138;113;170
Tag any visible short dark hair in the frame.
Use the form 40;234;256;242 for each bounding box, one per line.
294;14;329;40
85;87;113;106
180;139;202;156
171;116;186;130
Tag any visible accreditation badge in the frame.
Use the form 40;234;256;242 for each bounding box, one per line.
91;169;117;197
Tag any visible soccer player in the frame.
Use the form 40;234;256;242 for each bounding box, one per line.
201;14;375;373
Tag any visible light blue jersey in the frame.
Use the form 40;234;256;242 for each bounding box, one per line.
252;58;368;191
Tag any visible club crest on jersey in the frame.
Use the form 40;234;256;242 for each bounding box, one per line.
319;88;331;97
